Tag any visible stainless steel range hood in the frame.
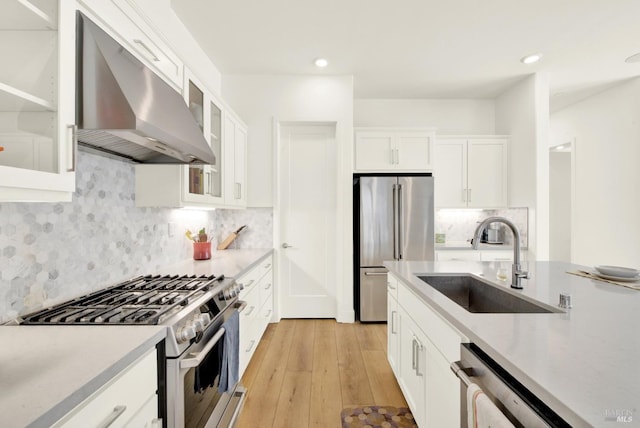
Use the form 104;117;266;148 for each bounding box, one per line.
76;12;215;164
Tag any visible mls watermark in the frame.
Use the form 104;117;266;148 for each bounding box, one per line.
604;408;635;423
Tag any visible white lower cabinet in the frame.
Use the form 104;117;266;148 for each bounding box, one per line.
53;348;159;428
388;273;465;428
238;254;274;377
398;311;427;426
387;288;400;376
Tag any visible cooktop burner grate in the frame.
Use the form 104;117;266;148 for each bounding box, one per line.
20;274;223;325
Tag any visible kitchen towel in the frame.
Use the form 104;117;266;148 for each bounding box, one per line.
467;383;514;428
218;310;240;393
194;340;220;393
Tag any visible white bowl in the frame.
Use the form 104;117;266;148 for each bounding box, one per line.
594;265;639;278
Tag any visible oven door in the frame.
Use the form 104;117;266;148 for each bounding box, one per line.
167;301;247;428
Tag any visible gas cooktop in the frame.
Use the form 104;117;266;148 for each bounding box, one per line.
20;274;225;325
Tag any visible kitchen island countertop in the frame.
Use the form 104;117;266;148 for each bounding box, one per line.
384;260;640;428
0;325;166;428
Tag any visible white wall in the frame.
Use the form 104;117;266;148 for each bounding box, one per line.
551;77;640;267
354;99;495;134
222;74;355;322
495;74;550;260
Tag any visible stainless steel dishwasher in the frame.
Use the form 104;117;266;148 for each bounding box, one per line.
451;343;571;428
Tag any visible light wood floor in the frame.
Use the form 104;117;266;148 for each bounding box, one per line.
237;319;407;428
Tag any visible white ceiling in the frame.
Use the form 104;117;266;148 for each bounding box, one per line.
171;0;640;110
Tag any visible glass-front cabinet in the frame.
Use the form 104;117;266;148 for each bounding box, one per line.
182;70;224;205
0;0;76;202
135;68;247;209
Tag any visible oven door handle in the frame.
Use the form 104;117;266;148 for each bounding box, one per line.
180;327;226;369
179;300;247;369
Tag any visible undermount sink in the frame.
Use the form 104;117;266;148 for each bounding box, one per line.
418;275;562;314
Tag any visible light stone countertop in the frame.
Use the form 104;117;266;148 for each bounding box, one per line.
0;325;166;428
162;248;274;278
383;260;640;428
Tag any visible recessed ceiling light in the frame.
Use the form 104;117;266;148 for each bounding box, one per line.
521;54;542;64
314;58;328;68
625;52;640;63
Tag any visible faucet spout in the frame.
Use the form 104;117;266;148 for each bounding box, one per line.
472;216;529;289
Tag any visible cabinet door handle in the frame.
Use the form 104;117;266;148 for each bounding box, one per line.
415;339;423;376
244;306;256;316
468;188;472;202
96;405;127;428
411;337;417;370
387;281;396;290
265;309;272;318
235;182;242;199
264;263;272;269
395;149;399;164
245;339;256;353
67;124;77;172
133;39;160;62
150;418;163;428
462;188;466;203
391;310;397;334
263;283;272;290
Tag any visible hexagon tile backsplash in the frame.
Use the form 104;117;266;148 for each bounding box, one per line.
0;151;273;323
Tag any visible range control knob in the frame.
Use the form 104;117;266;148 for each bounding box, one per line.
176;325;196;343
192;313;211;332
237;282;245;291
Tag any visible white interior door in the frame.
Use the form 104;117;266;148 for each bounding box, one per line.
279;123;337;318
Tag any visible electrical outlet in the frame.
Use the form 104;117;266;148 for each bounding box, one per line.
168;222;175;237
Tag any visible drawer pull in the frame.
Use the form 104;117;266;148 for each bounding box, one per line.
244;306;256;316
133;39;160;61
97;405;127;428
265;309;272;318
264;283;272;290
245;279;255;288
245;339;256;353
150;418;163;428
387;282;396;290
264;263;272;269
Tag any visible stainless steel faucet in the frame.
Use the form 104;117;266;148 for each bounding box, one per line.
472;216;529;289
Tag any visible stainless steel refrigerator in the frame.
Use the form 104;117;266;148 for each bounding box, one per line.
354;174;435;321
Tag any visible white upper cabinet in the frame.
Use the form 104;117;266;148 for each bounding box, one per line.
434;136;508;208
81;0;183;91
224;112;247;208
354;128;434;172
0;0;76;202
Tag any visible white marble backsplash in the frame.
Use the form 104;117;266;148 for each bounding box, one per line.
0;151;273;323
435;208;528;246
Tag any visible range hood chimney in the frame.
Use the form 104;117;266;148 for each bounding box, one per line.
76;12;215;164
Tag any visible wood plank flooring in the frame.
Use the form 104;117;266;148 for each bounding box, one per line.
237;320;407;428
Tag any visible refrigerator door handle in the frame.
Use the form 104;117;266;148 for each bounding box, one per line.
398;183;403;260
392;184;398;260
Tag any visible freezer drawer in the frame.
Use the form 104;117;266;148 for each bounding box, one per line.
360;268;388;322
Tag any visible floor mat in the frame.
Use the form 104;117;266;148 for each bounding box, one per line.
341;406;417;428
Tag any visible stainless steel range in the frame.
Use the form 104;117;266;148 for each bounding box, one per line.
19;274;247;428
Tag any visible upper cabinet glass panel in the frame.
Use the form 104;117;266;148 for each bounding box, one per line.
0;0;59;174
209;99;222;198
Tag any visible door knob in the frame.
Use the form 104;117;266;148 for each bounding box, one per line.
282;243;293;249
